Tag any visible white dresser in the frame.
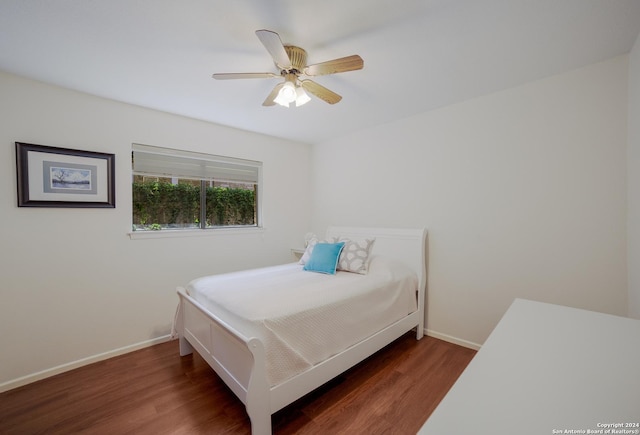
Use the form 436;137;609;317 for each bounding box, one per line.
419;299;640;435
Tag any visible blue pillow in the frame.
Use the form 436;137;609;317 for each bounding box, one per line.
303;242;346;275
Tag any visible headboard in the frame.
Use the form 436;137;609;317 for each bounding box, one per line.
325;226;428;297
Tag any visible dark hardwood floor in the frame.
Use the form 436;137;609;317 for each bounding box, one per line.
0;333;476;434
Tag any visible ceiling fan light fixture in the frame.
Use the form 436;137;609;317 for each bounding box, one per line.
274;81;297;107
295;86;311;107
273;95;290;107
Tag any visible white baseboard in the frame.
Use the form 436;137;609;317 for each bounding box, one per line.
0;335;173;394
425;328;482;351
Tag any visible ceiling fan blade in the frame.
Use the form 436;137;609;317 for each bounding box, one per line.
255;29;292;70
263;83;284;106
212;72;279;80
300;79;342;104
304;55;364;76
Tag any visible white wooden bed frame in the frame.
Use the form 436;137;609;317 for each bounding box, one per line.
175;226;427;435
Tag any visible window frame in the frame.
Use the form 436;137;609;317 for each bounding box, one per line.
130;144;263;238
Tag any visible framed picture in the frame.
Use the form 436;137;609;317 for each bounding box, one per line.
16;142;115;208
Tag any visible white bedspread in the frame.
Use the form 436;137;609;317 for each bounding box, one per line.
186;255;418;386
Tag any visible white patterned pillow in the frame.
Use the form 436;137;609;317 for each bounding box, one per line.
337;237;376;274
298;236;337;265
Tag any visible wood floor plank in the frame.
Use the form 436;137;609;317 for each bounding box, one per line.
0;333;475;434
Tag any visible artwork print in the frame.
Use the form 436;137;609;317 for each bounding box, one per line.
16;142;115;208
44;161;98;194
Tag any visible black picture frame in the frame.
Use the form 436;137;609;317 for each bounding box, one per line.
16;142;115;208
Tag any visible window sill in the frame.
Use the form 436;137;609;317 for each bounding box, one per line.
128;226;265;240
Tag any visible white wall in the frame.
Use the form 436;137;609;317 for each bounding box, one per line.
311;56;629;347
629;34;640;320
0;71;312;390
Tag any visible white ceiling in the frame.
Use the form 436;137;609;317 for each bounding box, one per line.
1;0;639;145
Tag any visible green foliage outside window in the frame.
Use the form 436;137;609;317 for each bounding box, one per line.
132;180;256;230
205;185;256;226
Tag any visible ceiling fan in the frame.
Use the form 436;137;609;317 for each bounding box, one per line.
212;29;364;108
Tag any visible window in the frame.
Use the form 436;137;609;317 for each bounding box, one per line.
131;144;262;231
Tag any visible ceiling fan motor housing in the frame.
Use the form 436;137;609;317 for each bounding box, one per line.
283;46;307;73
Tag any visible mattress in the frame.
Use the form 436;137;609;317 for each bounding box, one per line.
186;255;418;386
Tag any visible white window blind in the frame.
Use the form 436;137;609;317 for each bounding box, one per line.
132;143;261;183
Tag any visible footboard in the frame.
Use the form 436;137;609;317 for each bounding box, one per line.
176;287;272;435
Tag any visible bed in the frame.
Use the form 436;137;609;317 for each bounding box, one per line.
174;226;427;435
